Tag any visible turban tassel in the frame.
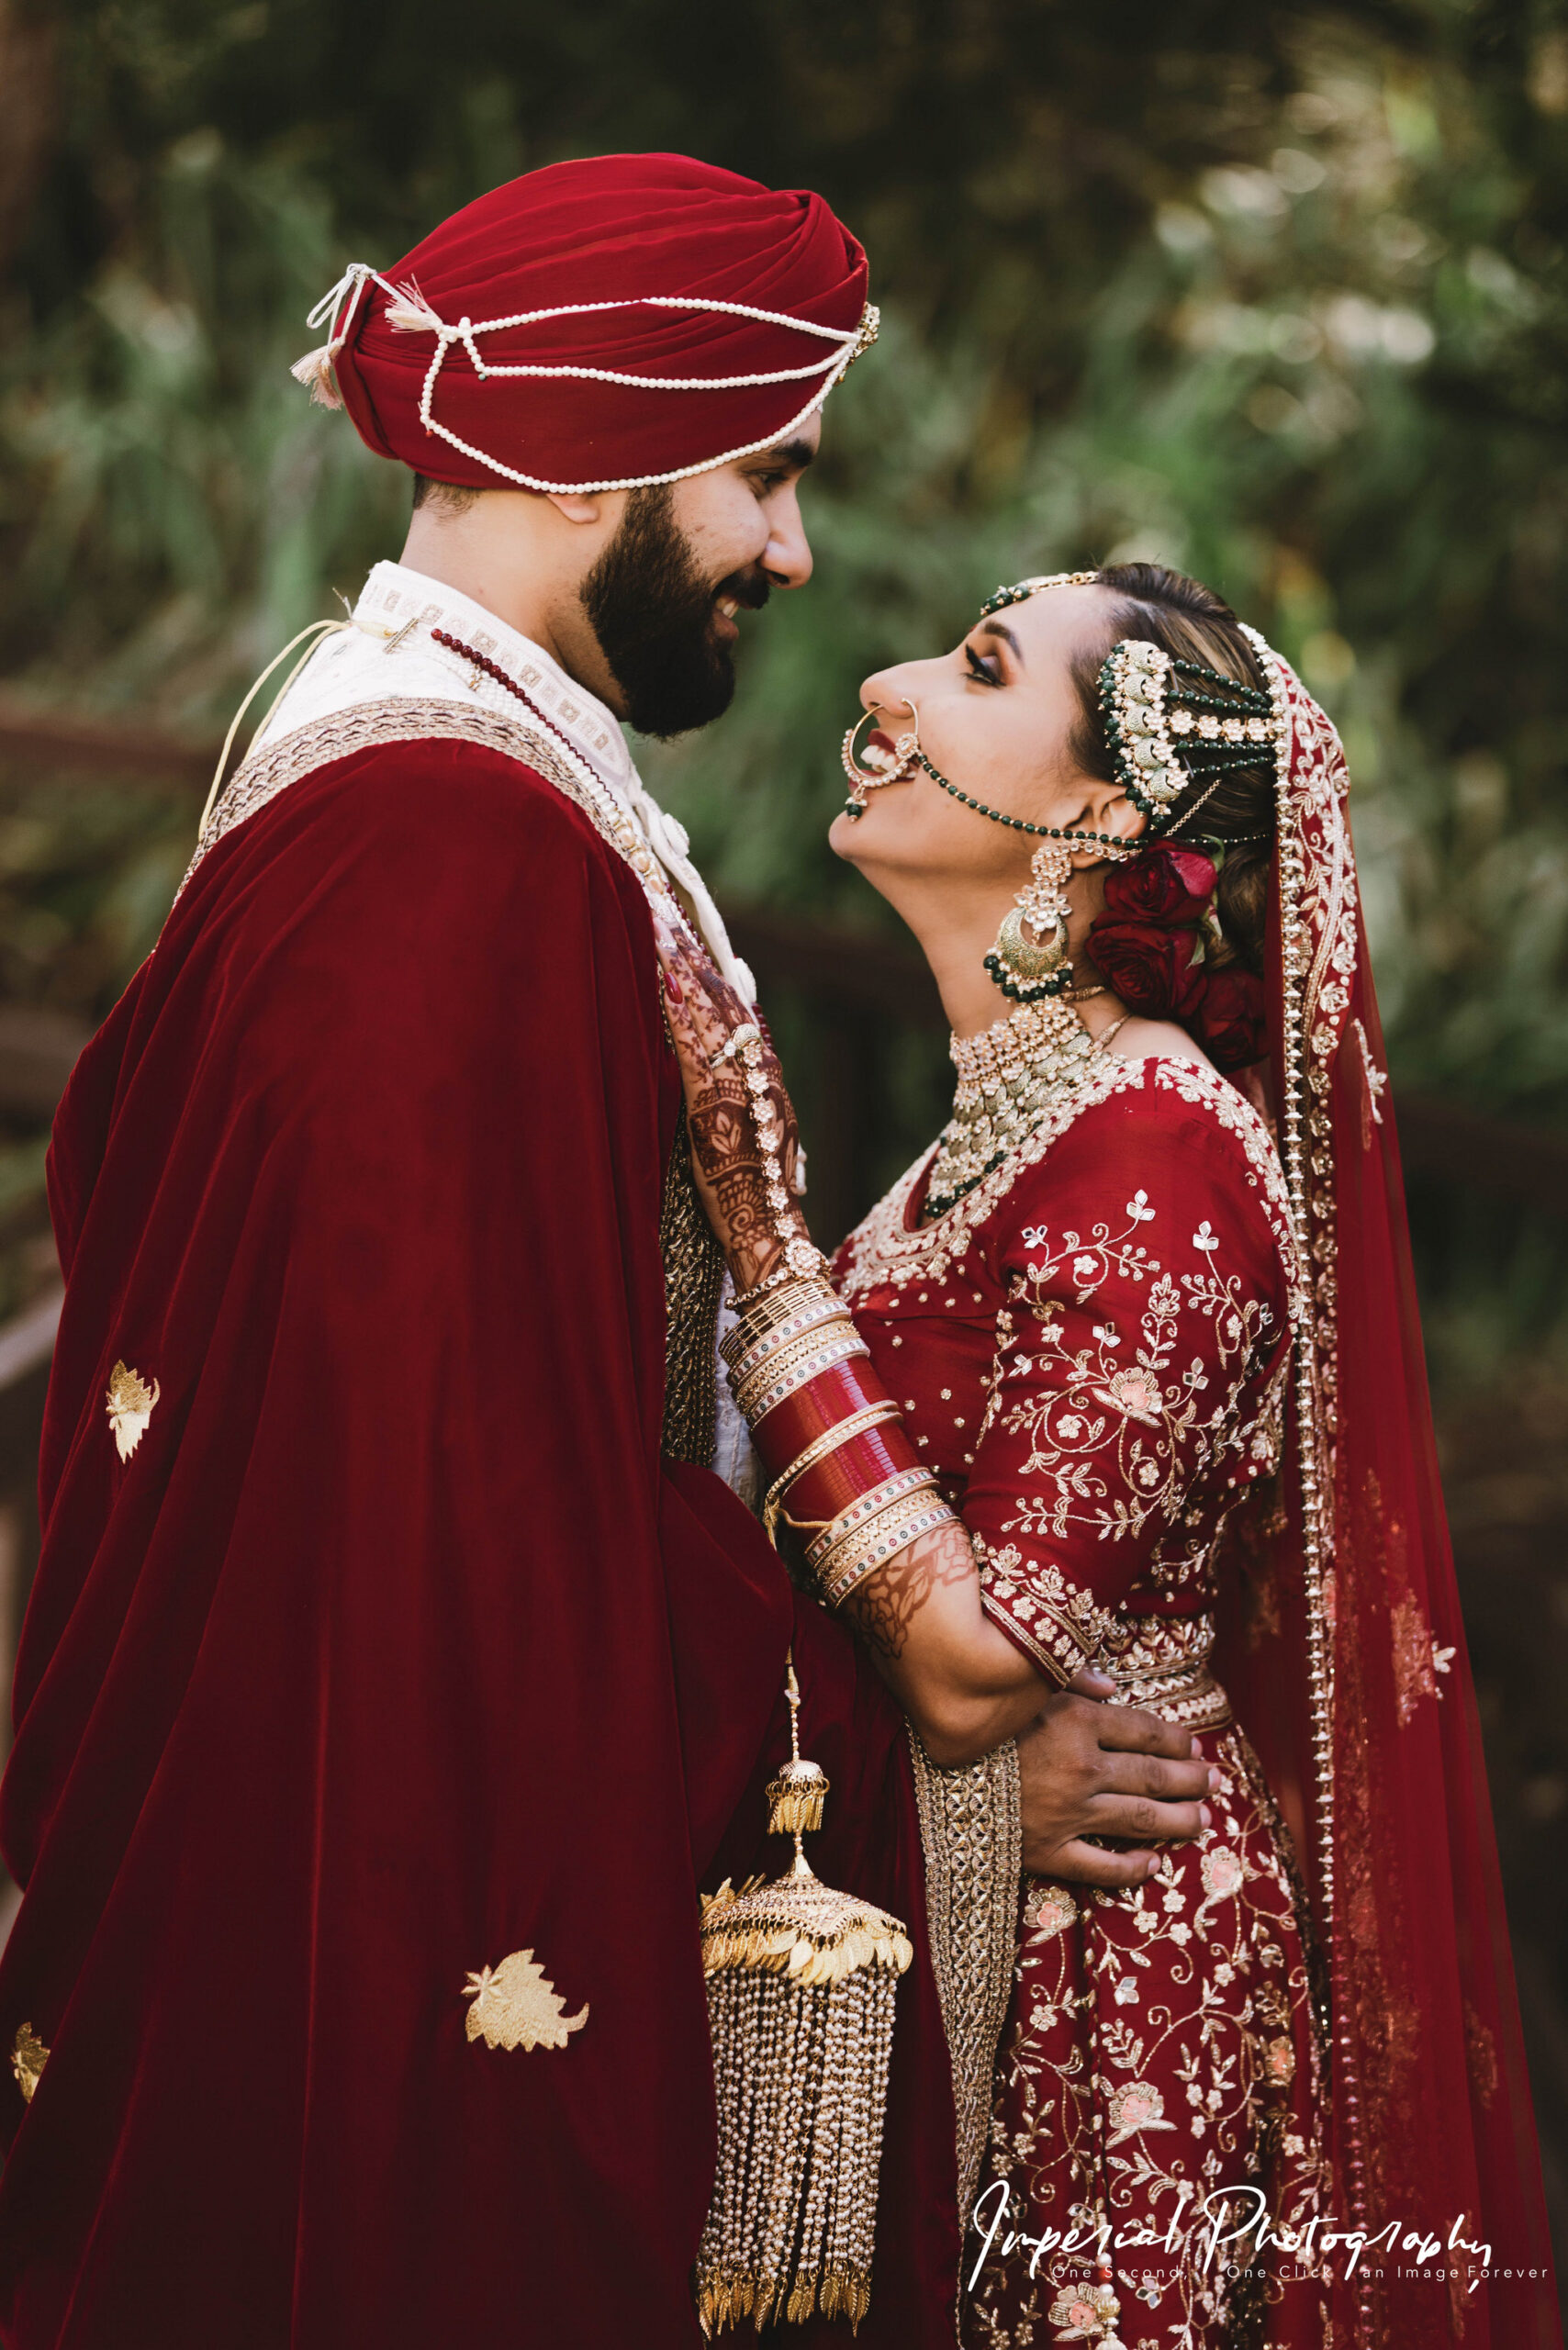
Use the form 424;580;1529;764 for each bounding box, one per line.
289;345;344;410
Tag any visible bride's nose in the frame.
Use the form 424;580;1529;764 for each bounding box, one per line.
858;666;921;718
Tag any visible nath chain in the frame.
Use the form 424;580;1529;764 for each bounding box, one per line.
913;752;1132;855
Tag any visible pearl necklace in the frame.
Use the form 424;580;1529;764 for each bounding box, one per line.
923;993;1107;1221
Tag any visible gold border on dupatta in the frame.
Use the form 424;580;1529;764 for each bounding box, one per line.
906;1728;1023;2343
1247;629;1370;2250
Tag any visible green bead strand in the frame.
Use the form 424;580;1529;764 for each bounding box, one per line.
916;754;1125;849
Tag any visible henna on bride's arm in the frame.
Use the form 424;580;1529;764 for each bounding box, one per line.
844;1521;979;1662
652;918;811;1284
711;1168;774;1250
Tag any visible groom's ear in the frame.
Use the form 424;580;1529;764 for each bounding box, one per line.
544;491;609;525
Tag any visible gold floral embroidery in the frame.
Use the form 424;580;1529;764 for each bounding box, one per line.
1025;1883;1077;1940
968;1731;1327;2349
973;1536;1122;1685
462;1950;588;2052
994;1204;1280;1567
106;1360;160;1461
1351;1015;1387;1147
836;1058;1300;1327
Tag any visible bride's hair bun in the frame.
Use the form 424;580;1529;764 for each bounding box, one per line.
1067;561;1275;979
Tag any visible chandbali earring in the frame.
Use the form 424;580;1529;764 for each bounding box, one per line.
983;837;1076;1003
841;699;920;818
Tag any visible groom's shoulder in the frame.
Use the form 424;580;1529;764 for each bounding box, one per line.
201;723;644;905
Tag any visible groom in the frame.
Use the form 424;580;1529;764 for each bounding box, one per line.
0;157;1212;2347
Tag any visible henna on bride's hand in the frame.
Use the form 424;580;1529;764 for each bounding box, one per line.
687;1093;753;1175
846;1523;977;1662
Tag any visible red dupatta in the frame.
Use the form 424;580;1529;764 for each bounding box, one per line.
1220;641;1555;2344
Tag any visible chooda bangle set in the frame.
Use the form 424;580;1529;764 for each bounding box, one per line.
705;1021;958;1604
718;1281;958;1609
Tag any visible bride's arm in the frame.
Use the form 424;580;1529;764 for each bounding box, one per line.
847;1098;1289;1761
834;1518;1050;1762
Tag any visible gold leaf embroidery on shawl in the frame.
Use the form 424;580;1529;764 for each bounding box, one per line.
1351;1015;1387;1149
106;1360;160;1461
463;1951;588;2052
10;2021;48;2103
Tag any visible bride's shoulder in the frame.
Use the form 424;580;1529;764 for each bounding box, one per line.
1103;1013;1217;1071
1004;1051;1286;1235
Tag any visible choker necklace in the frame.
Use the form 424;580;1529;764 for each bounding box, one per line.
923;994;1112;1221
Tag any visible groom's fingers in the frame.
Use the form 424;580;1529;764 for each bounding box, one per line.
1085;1790;1210;1844
1097;1747;1215;1805
1042;1839;1159;1890
1092;1702;1199;1762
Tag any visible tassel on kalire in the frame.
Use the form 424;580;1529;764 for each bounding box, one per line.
695;1657;913;2336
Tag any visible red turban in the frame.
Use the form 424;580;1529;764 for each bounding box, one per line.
292;153;875;494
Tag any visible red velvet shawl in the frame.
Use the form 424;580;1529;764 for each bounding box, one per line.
0;742;957;2346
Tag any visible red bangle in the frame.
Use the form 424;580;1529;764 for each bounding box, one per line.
785;1425;920;1527
752;1359;894;1477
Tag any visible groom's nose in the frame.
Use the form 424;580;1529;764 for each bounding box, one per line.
761;483;812;590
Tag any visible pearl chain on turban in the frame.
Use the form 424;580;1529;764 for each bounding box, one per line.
290;155;874;495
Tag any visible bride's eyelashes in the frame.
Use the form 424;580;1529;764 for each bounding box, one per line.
964;642;1002;686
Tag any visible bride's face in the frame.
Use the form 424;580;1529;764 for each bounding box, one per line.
830;581;1138;897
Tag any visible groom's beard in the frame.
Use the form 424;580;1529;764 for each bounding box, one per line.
581;483;769;739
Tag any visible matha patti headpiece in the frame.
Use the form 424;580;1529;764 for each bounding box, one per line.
980;571;1101;615
1100;639;1281;832
976;576;1284;838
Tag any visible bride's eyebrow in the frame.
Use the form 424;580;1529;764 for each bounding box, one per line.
978;620;1024;662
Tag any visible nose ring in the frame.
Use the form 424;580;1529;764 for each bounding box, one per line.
840;699;921;818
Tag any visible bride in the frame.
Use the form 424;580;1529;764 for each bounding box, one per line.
657;562;1552;2347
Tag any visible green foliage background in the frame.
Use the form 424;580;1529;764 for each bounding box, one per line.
4;2;1567;1111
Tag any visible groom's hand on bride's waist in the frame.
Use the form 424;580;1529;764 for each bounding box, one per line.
1015;1669;1218;1888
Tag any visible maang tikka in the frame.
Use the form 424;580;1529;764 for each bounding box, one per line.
984;837;1075;1004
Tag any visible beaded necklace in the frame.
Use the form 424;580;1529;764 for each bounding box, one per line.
923;995;1120;1222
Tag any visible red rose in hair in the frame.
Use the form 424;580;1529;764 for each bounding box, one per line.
1193;967;1267;1071
1102;845;1216;925
1088;920;1206;1018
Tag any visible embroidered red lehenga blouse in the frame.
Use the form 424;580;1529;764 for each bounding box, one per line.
837;1050;1329;2346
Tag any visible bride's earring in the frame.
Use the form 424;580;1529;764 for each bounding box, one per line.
984;838;1075;1003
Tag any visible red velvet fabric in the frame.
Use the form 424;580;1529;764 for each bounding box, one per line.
0;743;954;2346
330;155;869;489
